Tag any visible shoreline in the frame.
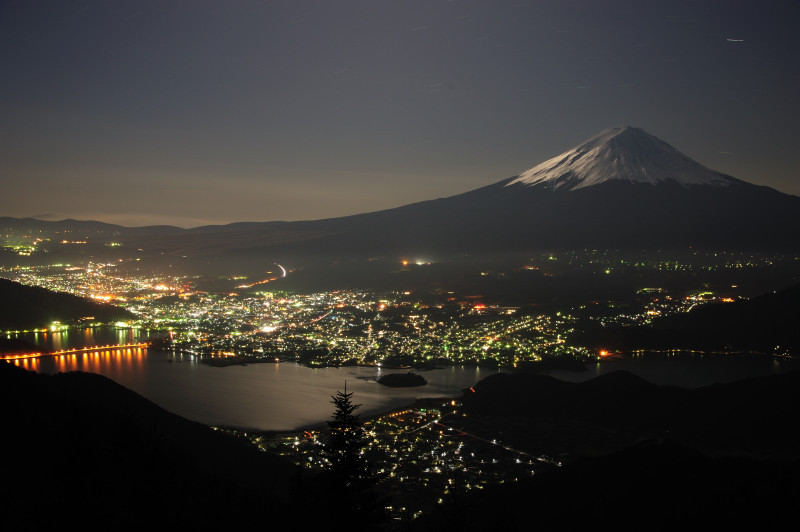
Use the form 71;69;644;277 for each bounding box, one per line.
221;395;452;437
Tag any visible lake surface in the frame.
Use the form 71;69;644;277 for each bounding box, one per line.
9;328;800;431
13;327;152;352
18;350;496;431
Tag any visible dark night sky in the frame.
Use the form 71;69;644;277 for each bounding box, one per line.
1;0;798;228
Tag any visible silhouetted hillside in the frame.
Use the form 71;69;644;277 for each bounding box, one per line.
0;278;135;330
3;360;797;529
459;370;800;459
418;439;799;531
414;370;800;530
0;362;303;528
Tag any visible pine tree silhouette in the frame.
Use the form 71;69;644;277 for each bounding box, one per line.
322;384;388;529
325;383;369;485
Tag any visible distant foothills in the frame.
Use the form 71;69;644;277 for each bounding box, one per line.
573;283;800;354
3;127;800;275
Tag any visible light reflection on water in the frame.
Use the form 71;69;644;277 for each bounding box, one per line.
19;327;150;352
9;329;799;431
14;348;497;431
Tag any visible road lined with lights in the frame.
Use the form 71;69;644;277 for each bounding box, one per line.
2;342;150;361
434;414;561;467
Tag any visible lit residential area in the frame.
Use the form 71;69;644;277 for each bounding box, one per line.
1;248;783;366
226;399;561;522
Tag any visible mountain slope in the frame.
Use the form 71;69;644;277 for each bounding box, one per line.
87;127;800;254
459;369;800;459
3;127;799;262
0;361;301;527
413;369;800;530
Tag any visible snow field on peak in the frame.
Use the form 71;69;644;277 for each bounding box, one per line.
507;127;734;190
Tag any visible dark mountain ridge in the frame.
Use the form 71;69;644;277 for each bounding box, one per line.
3;360;798;529
417;367;800;530
0;361;301;528
459;369;800;459
4;127;800;266
416;437;799;531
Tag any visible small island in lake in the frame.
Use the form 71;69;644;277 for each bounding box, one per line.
378;372;427;387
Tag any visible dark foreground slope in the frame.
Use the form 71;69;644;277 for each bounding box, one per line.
3;360;798;530
419;439;799;531
416;370;800;531
0;362;302;529
458;370;800;458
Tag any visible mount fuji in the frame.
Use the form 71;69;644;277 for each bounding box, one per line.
4;127;799;261
267;125;799;255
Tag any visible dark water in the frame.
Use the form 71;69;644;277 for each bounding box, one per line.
13;327;152;352
16;350;496;431
9;328;799;431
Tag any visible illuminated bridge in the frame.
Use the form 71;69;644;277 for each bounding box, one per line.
2;343;150;361
52;343;150;355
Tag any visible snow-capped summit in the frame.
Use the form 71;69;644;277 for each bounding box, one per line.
507;126;736;190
